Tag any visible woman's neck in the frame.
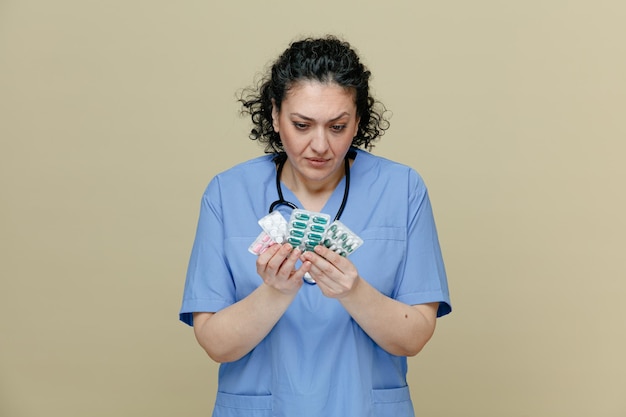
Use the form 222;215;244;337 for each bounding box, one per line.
282;160;345;212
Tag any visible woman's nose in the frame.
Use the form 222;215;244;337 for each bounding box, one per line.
309;128;330;153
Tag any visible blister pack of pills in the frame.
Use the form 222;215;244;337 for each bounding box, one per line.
249;209;364;285
323;220;363;257
259;211;288;243
248;211;289;255
286;209;331;252
248;231;275;255
302;220;363;284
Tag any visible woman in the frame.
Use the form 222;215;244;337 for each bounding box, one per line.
180;35;451;417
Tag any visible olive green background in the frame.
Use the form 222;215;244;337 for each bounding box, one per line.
1;1;625;416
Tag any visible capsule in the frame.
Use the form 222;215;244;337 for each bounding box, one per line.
310;224;325;233
307;233;323;241
294;212;310;221
289;229;305;238
291;221;307;229
287;237;302;247
312;216;328;225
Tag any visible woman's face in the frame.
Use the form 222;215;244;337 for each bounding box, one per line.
272;80;359;188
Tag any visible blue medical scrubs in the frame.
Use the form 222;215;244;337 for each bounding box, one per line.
180;149;451;417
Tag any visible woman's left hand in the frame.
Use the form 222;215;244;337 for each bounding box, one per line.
300;245;360;298
303;244;439;357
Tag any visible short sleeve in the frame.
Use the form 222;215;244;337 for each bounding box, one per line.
179;177;236;326
395;170;451;317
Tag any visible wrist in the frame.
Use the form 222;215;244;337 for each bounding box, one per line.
337;274;364;301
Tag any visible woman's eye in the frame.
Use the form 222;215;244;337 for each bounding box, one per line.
293;122;308;130
331;125;347;132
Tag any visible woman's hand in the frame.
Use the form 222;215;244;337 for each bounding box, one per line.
302;244;438;357
300;245;360;298
194;243;310;363
256;243;308;295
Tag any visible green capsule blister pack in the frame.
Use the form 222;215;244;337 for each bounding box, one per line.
322;220;363;257
287;209;331;252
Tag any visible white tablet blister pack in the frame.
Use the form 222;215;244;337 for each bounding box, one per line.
248;211;289;255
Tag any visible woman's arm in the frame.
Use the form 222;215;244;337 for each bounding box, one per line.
302;245;438;357
338;279;438;356
193;244;308;363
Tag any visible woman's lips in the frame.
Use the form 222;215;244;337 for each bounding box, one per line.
306;158;329;167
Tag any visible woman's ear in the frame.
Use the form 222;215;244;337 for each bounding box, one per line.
271;99;279;132
352;117;360;138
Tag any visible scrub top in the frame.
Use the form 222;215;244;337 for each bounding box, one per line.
180;149;451;417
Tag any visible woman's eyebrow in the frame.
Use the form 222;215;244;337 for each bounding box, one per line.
289;112;352;122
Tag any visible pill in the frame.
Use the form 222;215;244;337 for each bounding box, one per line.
307;233;323;241
310;224;325;233
312;216;328;224
288;237;302;246
294;212;310;221
292;221;307;229
290;229;305;238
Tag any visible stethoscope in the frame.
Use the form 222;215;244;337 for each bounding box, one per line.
268;149;355;222
269;150;355;285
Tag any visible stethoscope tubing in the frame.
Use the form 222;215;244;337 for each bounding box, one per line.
269;155;351;222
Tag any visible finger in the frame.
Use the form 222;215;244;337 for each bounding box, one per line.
256;243;281;269
290;259;311;281
302;255;337;288
268;244;296;272
278;247;302;277
313;245;348;273
257;244;291;276
306;262;343;296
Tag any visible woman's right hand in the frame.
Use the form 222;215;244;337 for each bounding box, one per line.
256;243;308;295
194;243;309;363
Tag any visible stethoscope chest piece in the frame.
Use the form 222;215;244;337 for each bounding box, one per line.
303;272;316;285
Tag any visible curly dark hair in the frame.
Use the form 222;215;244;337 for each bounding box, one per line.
238;35;390;153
